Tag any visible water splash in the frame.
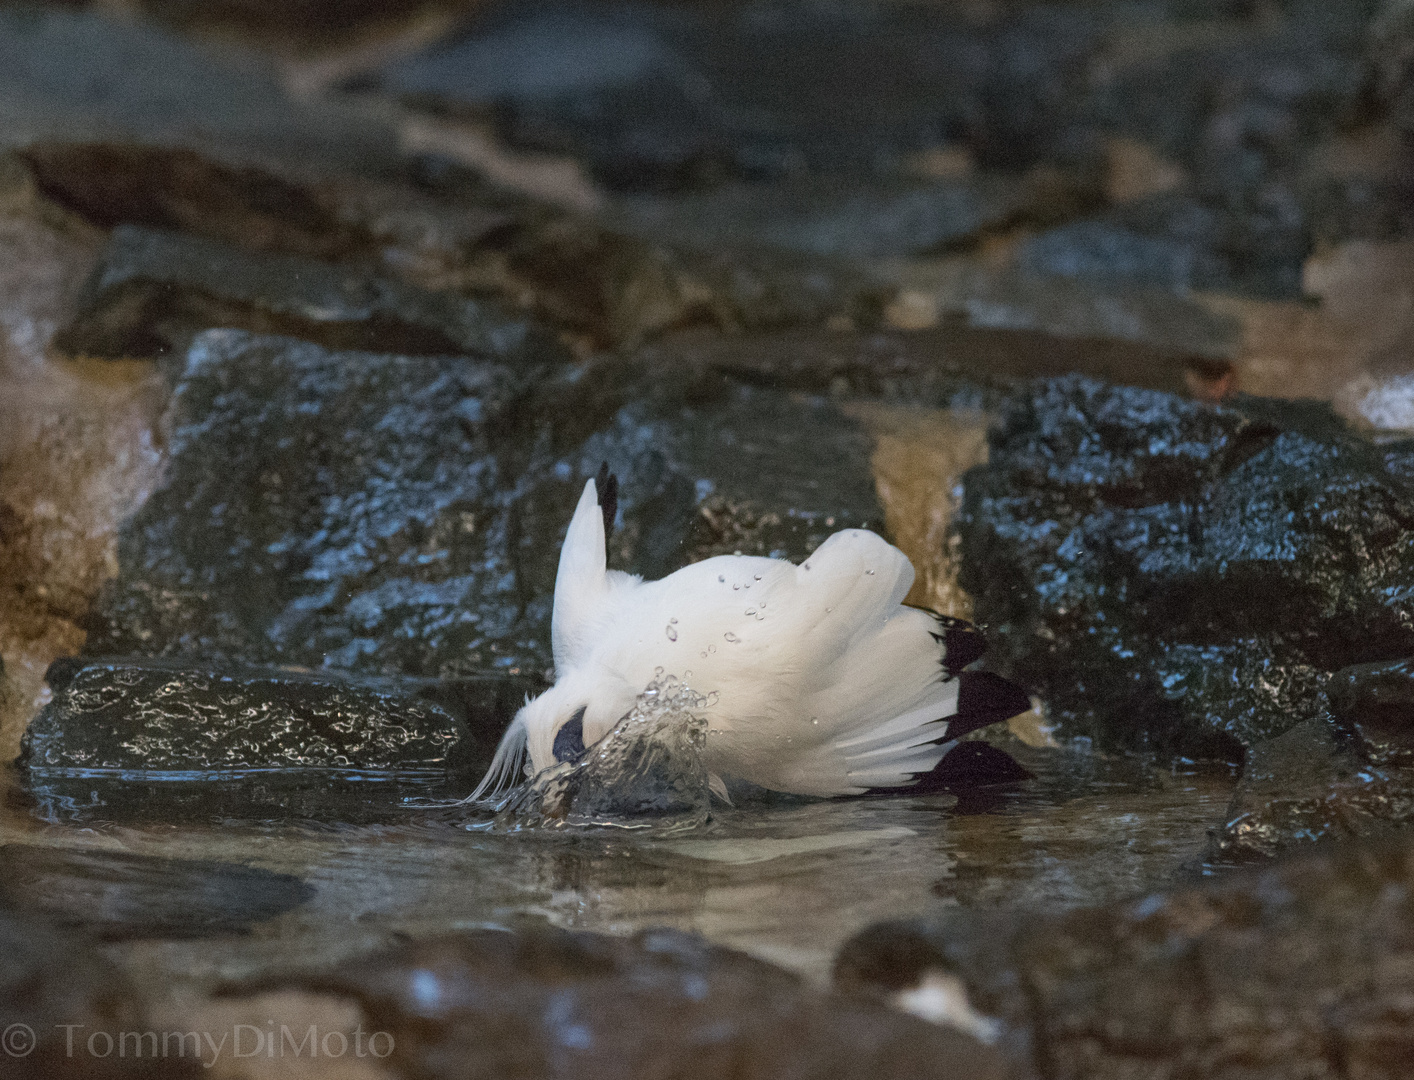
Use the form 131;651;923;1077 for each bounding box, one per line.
487;676;712;832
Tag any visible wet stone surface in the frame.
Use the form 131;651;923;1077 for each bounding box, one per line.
1211;717;1414;860
838;833;1414;1080
1213;655;1414;859
83;328;562;675
959;376;1414;760
245;924;1008;1080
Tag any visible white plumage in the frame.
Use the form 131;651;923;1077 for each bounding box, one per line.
471;474;1029;801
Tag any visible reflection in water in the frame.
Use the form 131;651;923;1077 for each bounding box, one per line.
0;741;1236;997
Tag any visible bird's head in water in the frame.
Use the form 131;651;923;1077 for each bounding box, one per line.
468;672;628;800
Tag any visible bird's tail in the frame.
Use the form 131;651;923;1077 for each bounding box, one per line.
784;608;1031;794
463;712;529;803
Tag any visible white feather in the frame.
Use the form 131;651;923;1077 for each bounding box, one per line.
482;476;1017;799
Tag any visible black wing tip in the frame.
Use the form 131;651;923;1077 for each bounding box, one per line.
594;461;619;536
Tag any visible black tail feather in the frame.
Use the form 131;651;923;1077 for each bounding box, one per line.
908;741;1034;794
944;671;1033;741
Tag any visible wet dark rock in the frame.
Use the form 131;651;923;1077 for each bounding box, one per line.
837;834;1414;1080
592;379;882;579
1212;654;1414;859
19;657;532;821
81;328;566;675
0;844;313;939
376;1;1104;191
958;376;1414;759
248;925;1007;1080
83;328;882;681
25;657;486;771
0;906;193;1078
0;7;402;176
56;225;546;361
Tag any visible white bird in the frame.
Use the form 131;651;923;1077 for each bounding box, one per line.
470;470;1030;801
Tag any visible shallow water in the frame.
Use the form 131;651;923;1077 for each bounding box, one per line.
0;741;1237;1002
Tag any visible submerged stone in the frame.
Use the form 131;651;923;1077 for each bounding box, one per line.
1212;655;1414;859
246;925;1006;1080
1328;656;1414;768
837;833;1414;1080
958;376;1414;759
18;657;531;822
0;844;313;939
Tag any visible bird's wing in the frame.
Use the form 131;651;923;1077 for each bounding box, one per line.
552;478;609;672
